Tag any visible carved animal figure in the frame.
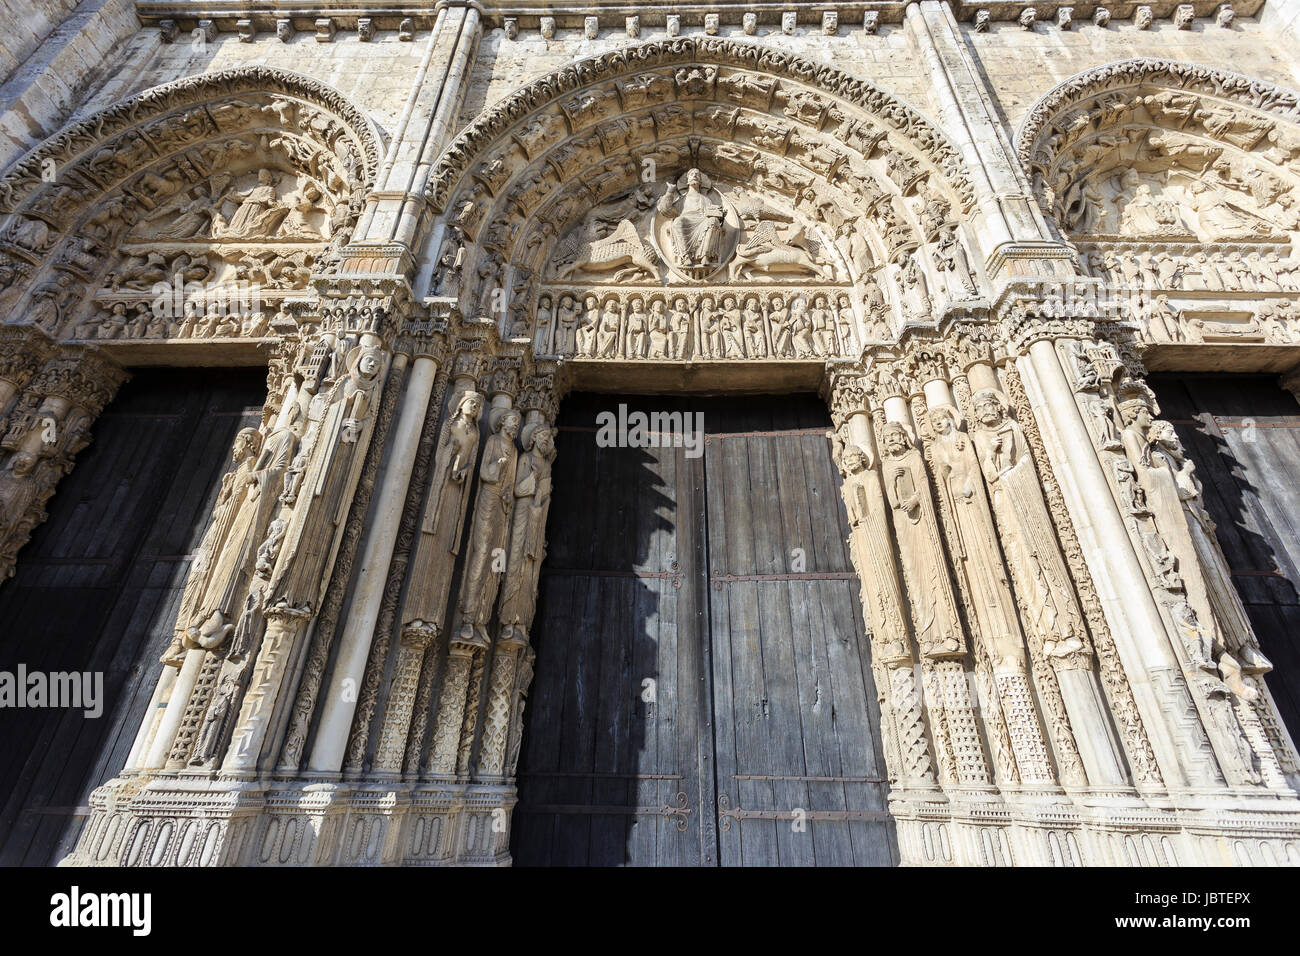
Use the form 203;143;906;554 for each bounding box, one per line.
729;220;829;280
552;219;659;282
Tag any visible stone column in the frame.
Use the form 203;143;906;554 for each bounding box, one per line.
825;371;938;794
1012;320;1209;790
445;357;523;775
950;336;1129;788
353;1;483;250
307;334;445;774
872;361;992;791
379;330;497;775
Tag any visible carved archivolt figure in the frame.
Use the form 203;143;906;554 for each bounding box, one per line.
927;405;1023;669
455;406;523;645
880;421;962;657
970;390;1087;660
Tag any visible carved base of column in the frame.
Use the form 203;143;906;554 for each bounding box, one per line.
887;786;1300;866
63;769;1300;867
61;775;515;867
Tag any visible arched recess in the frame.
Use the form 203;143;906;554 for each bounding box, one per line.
0;66;382;359
424;38;985;371
0;67;383;577
1016;58;1300;350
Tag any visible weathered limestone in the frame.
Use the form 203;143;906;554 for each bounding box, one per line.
0;0;1291;868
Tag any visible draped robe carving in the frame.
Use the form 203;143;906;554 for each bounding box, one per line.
880;421;963;658
970;390;1087;661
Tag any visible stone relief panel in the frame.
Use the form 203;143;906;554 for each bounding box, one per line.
425;39;984;358
1018;58;1300;356
0;68;380;349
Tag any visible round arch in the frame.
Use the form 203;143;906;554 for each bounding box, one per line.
1015;58;1300;244
0;67;383;350
424;38;985;359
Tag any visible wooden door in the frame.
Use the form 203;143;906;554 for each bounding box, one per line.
704;399;896;866
0;368;265;865
513;394;897;866
1149;373;1300;741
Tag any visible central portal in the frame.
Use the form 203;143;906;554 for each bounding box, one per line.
512;394;898;866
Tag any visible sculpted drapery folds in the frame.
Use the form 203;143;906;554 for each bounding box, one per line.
454;404;522;645
879;420;964;662
926;404;1024;671
969;389;1089;664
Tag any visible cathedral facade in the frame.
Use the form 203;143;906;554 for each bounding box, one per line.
0;0;1299;866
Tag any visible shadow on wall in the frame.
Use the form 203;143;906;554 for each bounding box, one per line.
1151;372;1300;740
0;367;267;865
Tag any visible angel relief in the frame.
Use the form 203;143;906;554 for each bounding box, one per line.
544;168;839;286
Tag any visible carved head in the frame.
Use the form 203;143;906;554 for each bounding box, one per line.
355;348;382;379
927;405;959;436
673;297;688;310
9;451;36;478
1150;419;1181;448
257;168;274;185
233;427;262;462
457;390;485;421
1119;398;1153;430
881;422;911;456
498;408;523;439
972;389;1008;428
842;445;869;474
585;296;598;309
771;295;785;309
529;424;556;457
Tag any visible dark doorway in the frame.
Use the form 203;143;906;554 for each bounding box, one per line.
1148;373;1300;743
0;367;265;865
513;394;898;866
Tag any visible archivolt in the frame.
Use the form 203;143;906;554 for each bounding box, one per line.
428;38;973;214
424;38;981;329
0;66;382;218
1016;57;1300;183
0;67;383;338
